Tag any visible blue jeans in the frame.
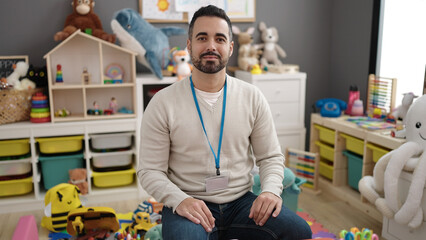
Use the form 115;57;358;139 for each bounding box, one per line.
162;192;312;240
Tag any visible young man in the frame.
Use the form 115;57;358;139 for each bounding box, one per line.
138;5;312;240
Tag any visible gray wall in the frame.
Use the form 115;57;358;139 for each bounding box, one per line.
0;0;373;150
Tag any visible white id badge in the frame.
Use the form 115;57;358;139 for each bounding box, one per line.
205;175;229;192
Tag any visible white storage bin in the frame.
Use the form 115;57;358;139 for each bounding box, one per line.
90;132;133;150
0;157;32;176
92;150;133;168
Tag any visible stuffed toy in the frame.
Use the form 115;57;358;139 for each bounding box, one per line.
253;168;298;199
359;94;426;229
257;22;286;67
390;92;418;123
54;0;115;43
68;168;88;195
41;183;83;232
231;26;262;71
171;48;192;81
145;224;163;240
111;8;186;79
6;61;36;91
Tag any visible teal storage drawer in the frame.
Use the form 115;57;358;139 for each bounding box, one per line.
343;150;363;191
39;153;84;189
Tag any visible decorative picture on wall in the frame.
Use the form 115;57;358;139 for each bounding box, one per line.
139;0;255;23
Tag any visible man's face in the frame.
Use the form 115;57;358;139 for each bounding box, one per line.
187;16;233;74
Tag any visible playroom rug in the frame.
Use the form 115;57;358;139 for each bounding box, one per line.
297;210;337;239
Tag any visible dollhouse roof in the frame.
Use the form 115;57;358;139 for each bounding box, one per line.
43;30;137;58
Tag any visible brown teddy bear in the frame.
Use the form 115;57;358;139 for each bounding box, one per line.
232;26;262;71
68;168;88;195
54;0;115;43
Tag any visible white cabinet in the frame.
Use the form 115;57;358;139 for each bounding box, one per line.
382;171;426;240
235;71;307;150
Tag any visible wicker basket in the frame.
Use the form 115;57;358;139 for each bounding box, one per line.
0;89;41;125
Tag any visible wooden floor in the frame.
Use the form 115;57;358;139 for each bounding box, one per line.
0;191;383;240
299;189;382;239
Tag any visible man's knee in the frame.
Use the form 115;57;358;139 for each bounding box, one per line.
162;208;209;240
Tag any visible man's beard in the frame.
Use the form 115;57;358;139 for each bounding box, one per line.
191;51;227;74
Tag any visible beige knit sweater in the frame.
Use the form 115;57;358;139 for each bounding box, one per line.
137;75;284;211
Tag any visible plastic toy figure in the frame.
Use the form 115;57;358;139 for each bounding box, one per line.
109;97;118;113
81;67;91;84
93;101;100;115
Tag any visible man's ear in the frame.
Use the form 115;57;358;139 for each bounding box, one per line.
187;39;191;54
229;41;234;57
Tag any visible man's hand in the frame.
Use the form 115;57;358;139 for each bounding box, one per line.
249;192;282;226
175;197;216;232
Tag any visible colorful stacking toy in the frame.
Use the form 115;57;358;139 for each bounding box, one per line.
30;92;51;123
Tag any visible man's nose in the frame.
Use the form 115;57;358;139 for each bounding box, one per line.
206;40;217;52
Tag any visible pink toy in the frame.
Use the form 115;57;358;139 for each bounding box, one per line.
12;215;39;240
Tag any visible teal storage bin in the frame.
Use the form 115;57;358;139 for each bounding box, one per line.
343;150;363;191
39;153;84;189
282;177;307;212
253;174;306;212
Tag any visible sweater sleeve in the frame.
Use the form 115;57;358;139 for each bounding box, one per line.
250;88;284;197
137;91;190;212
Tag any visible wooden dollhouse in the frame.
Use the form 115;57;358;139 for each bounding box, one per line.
43;30;138;123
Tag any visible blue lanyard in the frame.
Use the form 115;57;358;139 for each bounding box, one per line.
190;75;227;176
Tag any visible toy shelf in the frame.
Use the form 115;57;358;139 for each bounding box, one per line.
0;118;147;213
309;113;405;222
44;30;137;123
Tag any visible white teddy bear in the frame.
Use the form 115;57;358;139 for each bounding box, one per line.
257;21;286;67
6;61;36;90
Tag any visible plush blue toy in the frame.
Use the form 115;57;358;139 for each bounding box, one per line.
111;8;186;79
252;168;302;198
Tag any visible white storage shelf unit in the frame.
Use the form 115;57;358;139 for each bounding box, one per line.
235;71;307;151
0;119;143;213
44;30;137;122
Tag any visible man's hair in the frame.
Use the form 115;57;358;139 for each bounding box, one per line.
188;5;233;41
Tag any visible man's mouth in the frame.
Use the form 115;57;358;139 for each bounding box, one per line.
200;52;221;60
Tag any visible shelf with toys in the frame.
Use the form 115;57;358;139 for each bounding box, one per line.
0;118;149;213
44;30;138;123
309;113;406;222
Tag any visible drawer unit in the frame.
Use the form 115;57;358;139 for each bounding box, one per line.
0;157;32;176
319;160;333;180
0;139;30;157
92;168;135;188
235;71;306;129
0;176;33;197
36;135;84;154
314;124;335;145
367;143;390;163
91;150;133;168
277;127;306;151
343;150;363;191
314;141;335;162
90;132;133;150
39;153;85;189
340;133;364;155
